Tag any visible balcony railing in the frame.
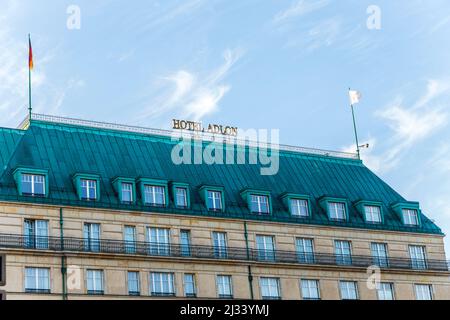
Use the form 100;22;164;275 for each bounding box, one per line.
0;233;448;272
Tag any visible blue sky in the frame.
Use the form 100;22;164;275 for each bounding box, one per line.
1;0;450;252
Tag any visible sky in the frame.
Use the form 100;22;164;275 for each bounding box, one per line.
1;0;450;253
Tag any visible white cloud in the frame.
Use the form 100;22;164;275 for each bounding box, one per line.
273;0;330;24
140;48;244;123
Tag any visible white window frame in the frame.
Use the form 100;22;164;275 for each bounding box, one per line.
121;182;133;202
175;187;188;207
81;179;97;200
259;277;281;300
148;227;170;256
150;272;175;296
124;225;136;254
256;235;275;261
403;209;419;226
21;174;45;196
339;281;359;300
183;273;196;297
86;269;104;294
371;242;389;267
207;190;223;211
300;279;320;300
365;205;382;223
213;232;228;258
335;240;352;265
127;271;140;295
24;219;49;249
291;198;309;217
377;282;395;300
409;245;427;270
415;284;433;300
296;238;315;263
144;185;165;206
216;275;233;298
24;267;50;292
329;202;346;220
250;194;270;214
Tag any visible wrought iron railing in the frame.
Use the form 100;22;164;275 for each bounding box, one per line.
0;233;448;272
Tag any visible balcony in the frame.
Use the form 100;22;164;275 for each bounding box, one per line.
0;233;448;272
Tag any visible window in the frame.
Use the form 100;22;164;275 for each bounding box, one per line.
216;275;233;298
25;267;50;293
339;281;358;300
175;187;188;208
121;182;133;203
24;219;48;249
250;195;270;214
291;199;309;217
144;185;165;206
256;235;275;261
86;270;104;295
213;232;228;258
329;202;346;220
365;205;382;223
148;227;170;256
260;277;281;300
128;271;140;296
150;272;175;296
180;230;191;257
377;283;395;300
371;243;389;268
301;279;320;300
207;190;223;211
415;284;433;300
184;274;196;298
335;240;352;265
409;245;427;270
124;226;136;254
84;223;101;252
81;179;97;200
296;238;315;263
403;209;419;226
21;174;45;196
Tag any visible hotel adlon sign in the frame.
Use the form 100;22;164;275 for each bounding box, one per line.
172;119;238;136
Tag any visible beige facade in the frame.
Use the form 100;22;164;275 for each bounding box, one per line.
0;202;449;300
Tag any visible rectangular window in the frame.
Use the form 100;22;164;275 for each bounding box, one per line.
291;199;309;217
124;226;136;254
24;219;49;249
415;284;433;300
25;267;50;293
207;190;223;211
216;275;233;298
339;281;358;300
365;205;382;223
371;243;389;268
150;272;175;296
81;179;97;200
296;238;315;264
335;240;352;266
301;279;320;300
175;187;188;208
260;277;281;300
84;223;101;252
144;185;165;206
184;274;196;298
21;174;45;196
256;235;276;261
329;202;346;220
86;269;104;295
148;227;170;256
403;209;419;226
250;195;270;214
180;230;191;257
121;183;133;203
213;232;228;258
128;271;140;296
409;245;427;270
377;282;395;300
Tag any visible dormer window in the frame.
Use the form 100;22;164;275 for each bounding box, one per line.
13;167;49;197
144;185;165;206
22;174;45;196
364;205;382;223
291;199;309;217
207;190;223;211
121;183;133;203
81;179;97;200
112;177;136;204
403;209;419;226
175;187;188;208
250;194;270;214
329;202;346;220
73;174;101;201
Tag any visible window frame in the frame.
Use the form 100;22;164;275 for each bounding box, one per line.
172;183;190;209
127;271;140;296
216;275;233;299
24;219;49;250
377;282;395;300
138;178;169;207
259;277;281;300
150;272;175;297
354;200;384;224
391;202;422;227
414;284;433;300
409;245;427;270
24;267;50;293
371;242;389;268
86;269;104;295
281;193;312;218
147;227;171;256
339;281;359;300
319;197;349;222
334;240;352;266
112;177;136;204
73;173;101;201
255;234;276;261
240;189;272;215
212;231;228;258
183;273;197;298
13;167;49;197
300;279;321;300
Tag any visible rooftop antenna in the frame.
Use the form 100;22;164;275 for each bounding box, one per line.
28;34;33;122
348;88;362;159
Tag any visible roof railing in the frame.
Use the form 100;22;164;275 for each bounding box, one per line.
18;113;359;160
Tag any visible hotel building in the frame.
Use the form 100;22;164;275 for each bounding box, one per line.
0;114;448;300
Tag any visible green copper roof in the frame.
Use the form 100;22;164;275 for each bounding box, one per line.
0;118;443;235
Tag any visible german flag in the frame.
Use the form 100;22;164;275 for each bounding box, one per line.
28;36;33;70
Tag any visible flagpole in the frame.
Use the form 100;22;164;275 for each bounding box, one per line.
349;87;360;159
28;34;32;121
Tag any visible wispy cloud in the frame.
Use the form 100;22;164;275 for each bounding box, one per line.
139;48;244;123
273;0;330;24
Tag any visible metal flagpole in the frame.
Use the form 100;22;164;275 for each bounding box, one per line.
349;88;360;160
28;34;32;121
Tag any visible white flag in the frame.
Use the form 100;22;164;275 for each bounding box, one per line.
349;90;361;105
